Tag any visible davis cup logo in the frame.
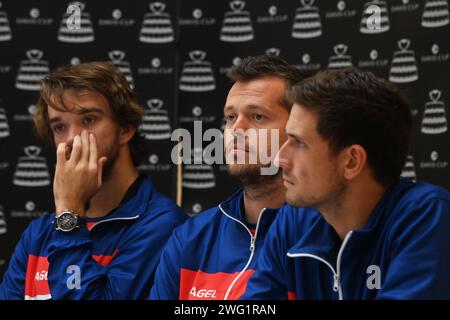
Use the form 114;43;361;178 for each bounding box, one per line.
0;101;9;138
58;1;95;43
139;2;174;43
421;89;447;134
292;0;322;39
421;0;449;27
266;48;280;57
401;155;417;181
183;148;216;189
0;205;6;234
0;2;12;41
389;39;419;83
179;51;216;92
13;146;51;187
220;0;254;42
108;50;134;89
140;99;172;140
328;44;353;69
192;203;203;214
15;49;50;91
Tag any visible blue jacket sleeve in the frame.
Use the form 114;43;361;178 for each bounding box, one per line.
0;223;32;299
377;197;450;299
46;209;186;300
241;212;289;300
148;224;184;300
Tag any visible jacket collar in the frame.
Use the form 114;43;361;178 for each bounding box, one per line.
218;188;280;229
287;179;414;262
85;175;153;227
219;188;245;220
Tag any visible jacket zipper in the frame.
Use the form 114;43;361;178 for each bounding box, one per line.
218;204;266;300
89;215;140;231
287;230;353;300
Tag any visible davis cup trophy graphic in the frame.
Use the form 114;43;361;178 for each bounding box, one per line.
140;99;172;140
15;49;50;91
13;146;51;187
139;2;174;43
220;0;254;42
179;50;216;92
292;0;323;39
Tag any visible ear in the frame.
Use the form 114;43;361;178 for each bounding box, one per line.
342;145;367;181
119;125;137;145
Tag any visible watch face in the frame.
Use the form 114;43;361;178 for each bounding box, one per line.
57;212;78;232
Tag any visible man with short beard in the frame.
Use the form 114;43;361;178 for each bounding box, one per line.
149;55;307;300
0;62;187;300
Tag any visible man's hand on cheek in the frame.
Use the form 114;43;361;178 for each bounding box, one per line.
53;130;108;217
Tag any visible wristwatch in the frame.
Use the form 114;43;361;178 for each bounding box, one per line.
55;210;83;232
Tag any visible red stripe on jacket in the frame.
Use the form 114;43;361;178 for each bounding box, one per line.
179;268;255;300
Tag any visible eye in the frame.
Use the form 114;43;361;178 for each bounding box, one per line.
225;114;236;122
82;117;96;126
289;136;304;147
254;114;264;121
52;124;65;134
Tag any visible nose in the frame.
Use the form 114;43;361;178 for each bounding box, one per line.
230;115;250;132
65;125;83;147
274;140;290;170
224;115;251;149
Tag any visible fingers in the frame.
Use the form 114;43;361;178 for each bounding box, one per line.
56;142;67;166
88;132;97;168
97;156;107;185
70;135;82;163
80;130;90;165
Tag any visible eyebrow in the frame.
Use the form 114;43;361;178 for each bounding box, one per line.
224;104;271;113
286;125;306;141
288;133;309;145
49;107;104;124
224;105;234;113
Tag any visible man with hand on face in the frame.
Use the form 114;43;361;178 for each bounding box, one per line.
243;68;450;300
0;62;187;300
149;55;308;300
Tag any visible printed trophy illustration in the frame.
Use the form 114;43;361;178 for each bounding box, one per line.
327;44;353;69
183;148;216;189
401;155;417;181
0;106;10;138
140;99;172;140
57;1;94;43
139;2;174;43
0;2;12;41
28;104;37;116
108;50;134;89
360;0;390;34
189;203;204;216
13;146;51;187
179;50;216;92
220;0;254;42
265;48;280;57
389;39;419;83
292;0;322;39
0;206;6;235
15;49;50;91
422;0;449;27
421;89;447;134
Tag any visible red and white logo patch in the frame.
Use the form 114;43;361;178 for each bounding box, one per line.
179;268;255;300
25;255;51;300
23;249;119;299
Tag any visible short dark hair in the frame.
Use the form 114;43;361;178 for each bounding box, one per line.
288;68;412;187
227;54;307;110
35;61;146;165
